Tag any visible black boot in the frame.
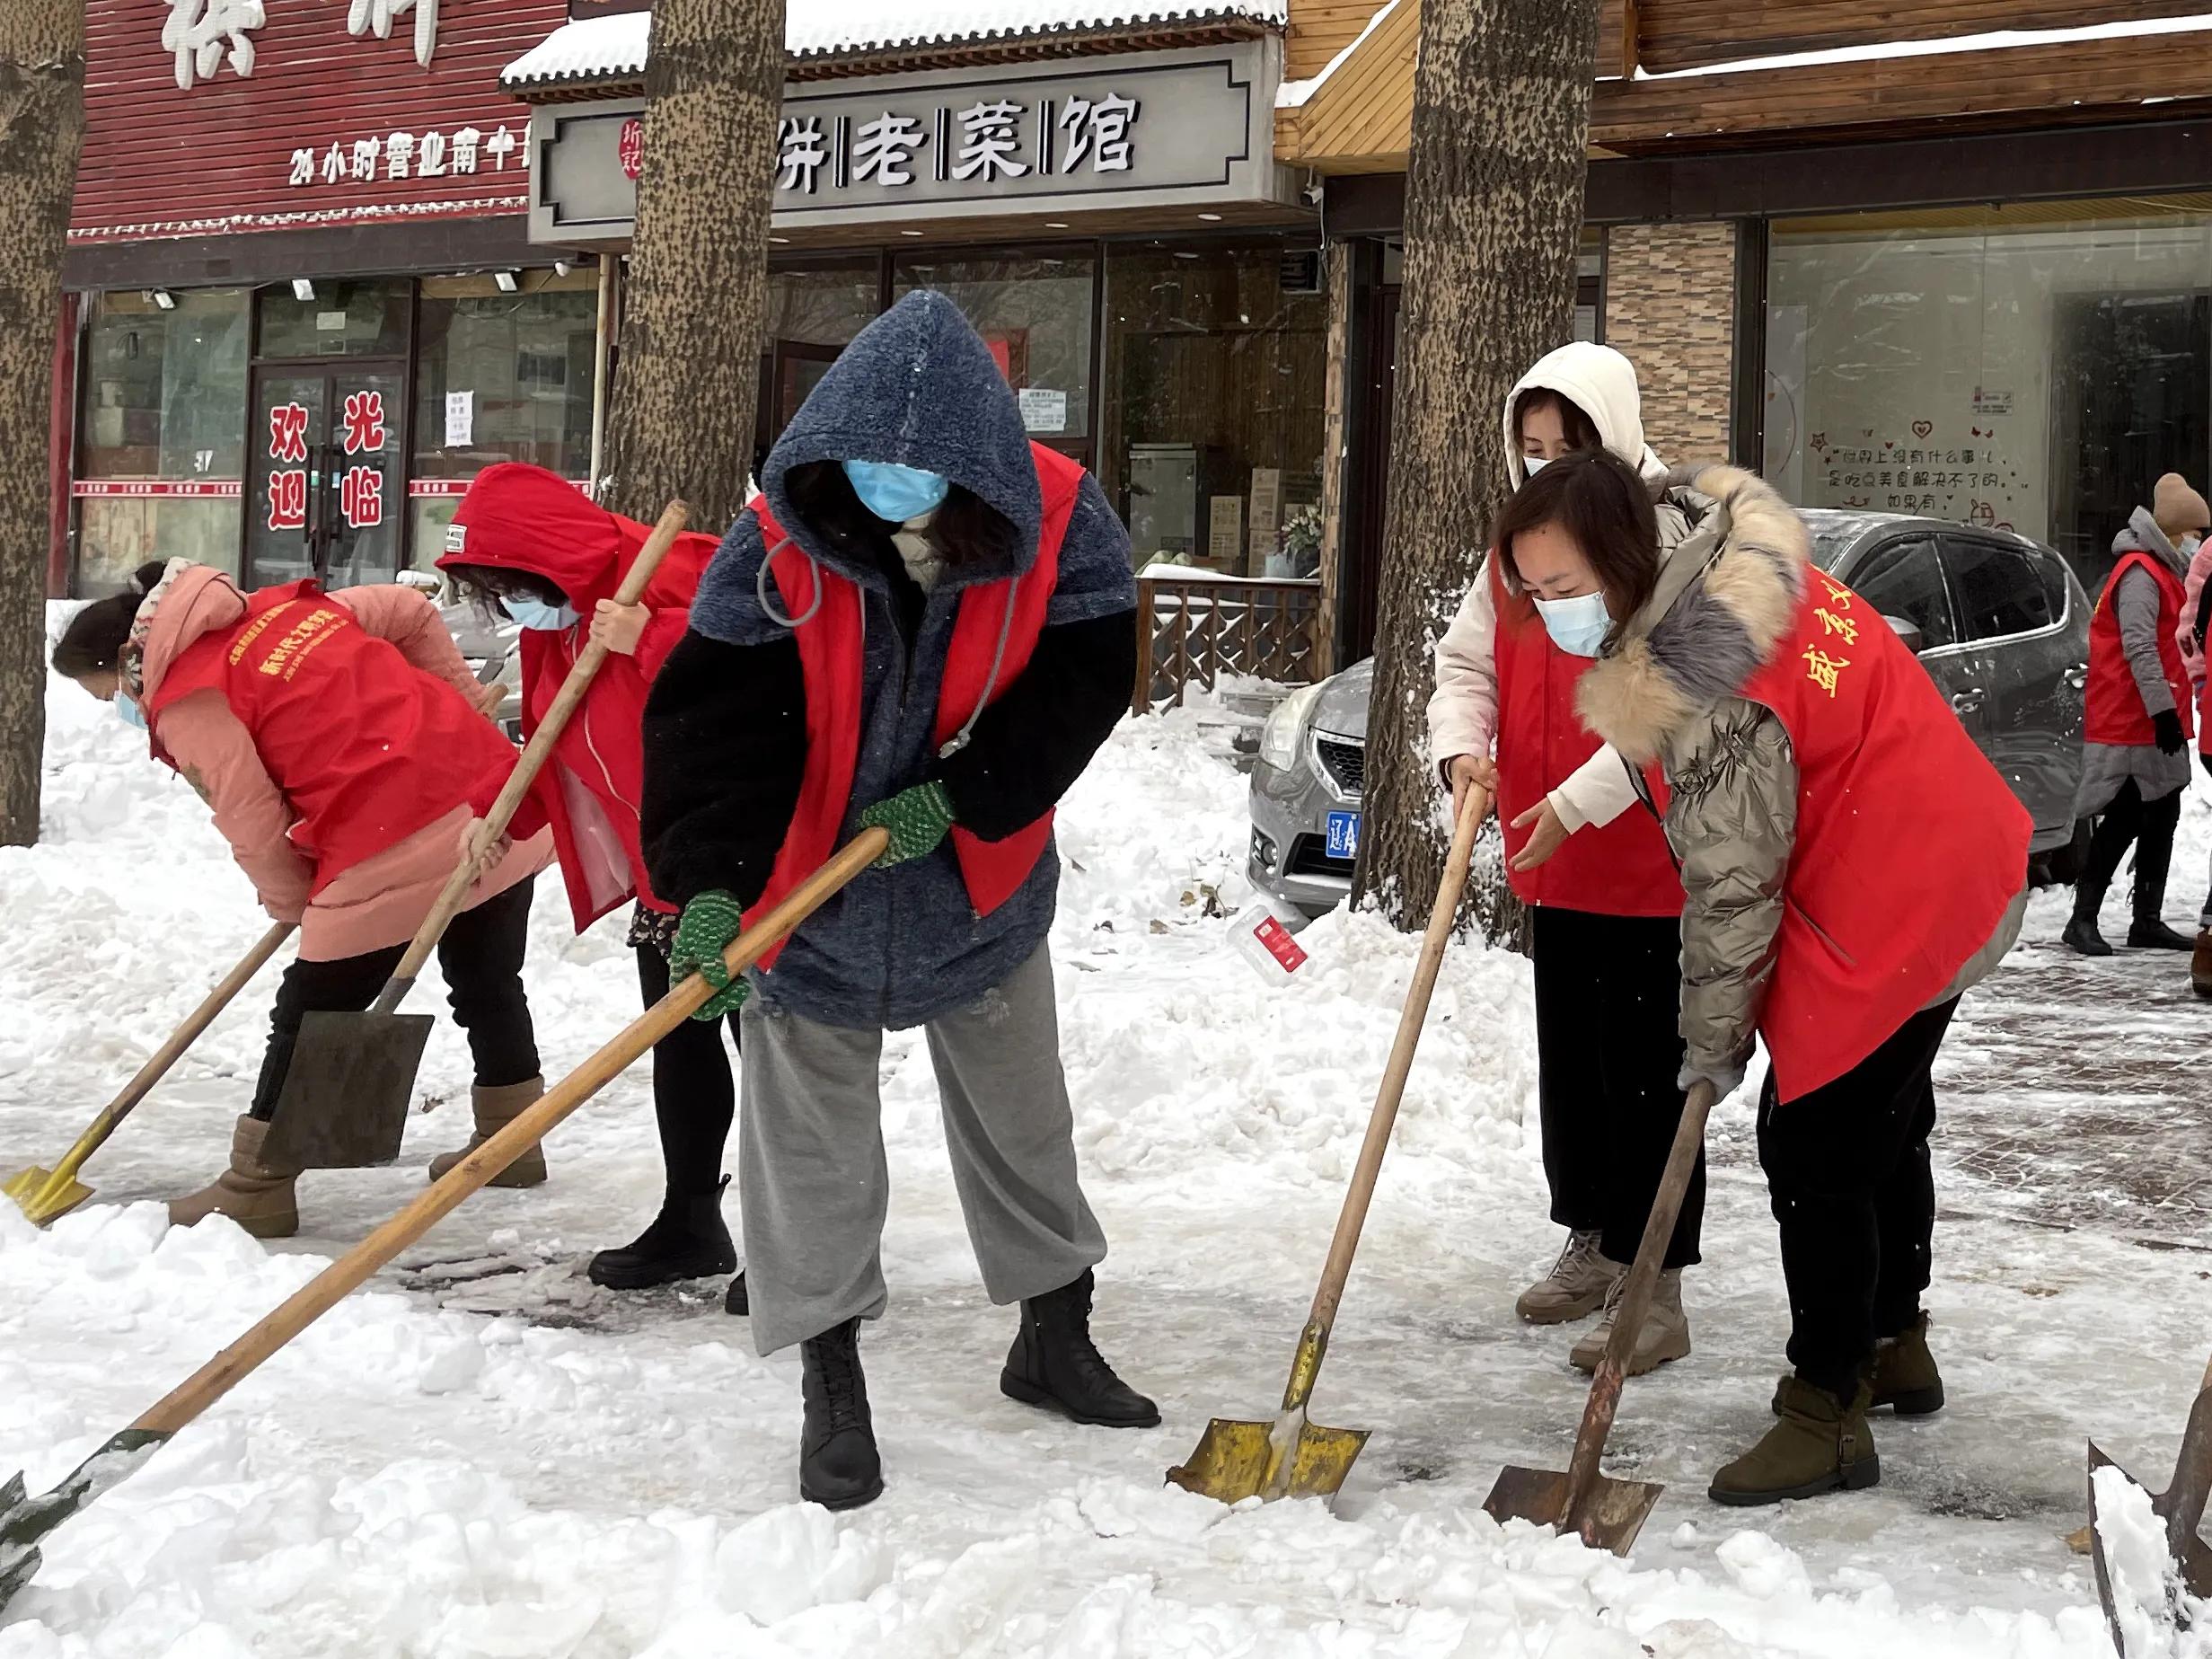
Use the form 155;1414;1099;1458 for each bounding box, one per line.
2063;905;2113;957
1000;1269;1159;1428
725;1271;748;1316
2127;917;2196;950
586;1178;739;1290
799;1317;883;1510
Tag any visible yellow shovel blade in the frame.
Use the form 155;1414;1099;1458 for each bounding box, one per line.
1166;1414;1370;1505
2;1165;95;1228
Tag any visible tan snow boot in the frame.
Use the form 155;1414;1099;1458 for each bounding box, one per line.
167;1115;300;1240
1570;1268;1692;1376
1710;1375;1879;1506
427;1076;547;1187
1516;1229;1624;1324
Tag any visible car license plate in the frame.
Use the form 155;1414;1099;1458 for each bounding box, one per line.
1326;810;1361;860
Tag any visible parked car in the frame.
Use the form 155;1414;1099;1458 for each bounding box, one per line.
1248;510;2091;917
403;569;524;740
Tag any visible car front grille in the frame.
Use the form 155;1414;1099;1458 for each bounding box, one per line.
1316;737;1366;796
1287;834;1354;878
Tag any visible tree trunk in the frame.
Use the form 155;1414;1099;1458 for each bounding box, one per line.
0;2;84;850
600;0;784;533
1350;0;1602;939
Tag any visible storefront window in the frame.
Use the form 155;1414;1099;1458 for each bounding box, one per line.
255;278;411;359
760;260;882;468
76;287;250;593
410;270;600;564
1101;244;1327;576
1766;201;2212;591
894;251;1096;454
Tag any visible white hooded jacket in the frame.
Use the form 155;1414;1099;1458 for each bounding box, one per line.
1427;343;1691;835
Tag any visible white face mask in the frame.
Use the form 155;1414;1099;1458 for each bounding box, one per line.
504;596;578;632
1533;589;1612;657
113;687;147;730
1520;454;1551;479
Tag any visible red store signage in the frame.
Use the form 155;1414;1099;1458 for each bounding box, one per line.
75;0;566;244
72;480;242;498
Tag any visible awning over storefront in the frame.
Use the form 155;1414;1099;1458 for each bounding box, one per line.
502;1;1290;94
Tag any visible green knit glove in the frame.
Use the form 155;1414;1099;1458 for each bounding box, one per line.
858;781;956;868
669;890;749;1022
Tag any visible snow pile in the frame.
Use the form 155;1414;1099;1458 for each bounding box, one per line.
3;610;2199;1655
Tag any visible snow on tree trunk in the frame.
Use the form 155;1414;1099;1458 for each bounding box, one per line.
0;1;84;849
600;0;784;535
1350;0;1603;940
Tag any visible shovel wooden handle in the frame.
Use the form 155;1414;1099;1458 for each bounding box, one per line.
373;499;692;1012
1281;786;1488;1412
128;828;887;1439
1559;1077;1721;1527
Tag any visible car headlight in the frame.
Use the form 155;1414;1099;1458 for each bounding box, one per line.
1259;684;1323;772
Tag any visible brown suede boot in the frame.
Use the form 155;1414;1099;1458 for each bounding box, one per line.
426;1077;547;1187
167;1115;300;1240
1869;1312;1944;1416
1710;1374;1879;1506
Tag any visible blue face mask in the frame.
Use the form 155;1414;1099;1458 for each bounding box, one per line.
1533;589;1612;657
843;460;951;525
114;688;147;730
504;596;578;632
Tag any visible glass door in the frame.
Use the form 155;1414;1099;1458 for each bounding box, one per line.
246;363;406;587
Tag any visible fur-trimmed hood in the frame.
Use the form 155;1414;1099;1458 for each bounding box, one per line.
1577;464;1811;764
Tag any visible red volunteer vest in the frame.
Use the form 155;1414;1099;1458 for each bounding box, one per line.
2085;550;2196;746
747;444;1082;970
150;584;515;895
1490;560;1682;917
1734;569;2031;1102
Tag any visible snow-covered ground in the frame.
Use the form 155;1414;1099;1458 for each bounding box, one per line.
3;610;2208;1657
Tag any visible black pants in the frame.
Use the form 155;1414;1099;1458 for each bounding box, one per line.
1757;996;1959;1399
249;877;542;1118
2078;777;2183;922
2202;755;2212;924
638;945;741;1199
1530;906;1702;1270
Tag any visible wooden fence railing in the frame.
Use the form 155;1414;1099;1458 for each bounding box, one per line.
1132;570;1324;713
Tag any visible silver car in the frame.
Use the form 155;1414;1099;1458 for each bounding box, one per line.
1248;511;2091;917
406;569;524;739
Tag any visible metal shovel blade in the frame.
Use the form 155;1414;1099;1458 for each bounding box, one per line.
1483;1461;1666;1555
258;1010;430;1169
2;1164;94;1227
2088;1442;2212;1655
0;1431;169;1616
1167;1412;1370;1506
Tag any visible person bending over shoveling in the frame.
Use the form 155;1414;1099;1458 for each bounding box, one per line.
441;464;753;1313
640;291;1157;1512
52;560;553;1239
1529;451;2031;1505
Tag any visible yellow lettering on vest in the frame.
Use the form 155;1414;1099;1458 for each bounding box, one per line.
257;607;345;676
1802;646;1851;699
226;608;285;666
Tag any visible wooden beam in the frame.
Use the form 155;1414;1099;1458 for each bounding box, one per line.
1313;240;1353;680
1619;0;1640;80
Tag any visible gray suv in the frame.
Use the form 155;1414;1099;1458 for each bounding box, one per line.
1248;511;2091;917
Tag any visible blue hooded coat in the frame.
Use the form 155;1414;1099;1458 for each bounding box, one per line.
640;291;1138;1030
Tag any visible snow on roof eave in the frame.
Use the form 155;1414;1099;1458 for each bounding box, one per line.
1627;11;2212;81
502;4;1287;91
1276;0;1397;110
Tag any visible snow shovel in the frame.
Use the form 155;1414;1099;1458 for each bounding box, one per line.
4;922;295;1226
0;825;888;1616
2088;1351;2212;1655
1167;786;1487;1506
260;500;690;1169
1482;1078;1719;1554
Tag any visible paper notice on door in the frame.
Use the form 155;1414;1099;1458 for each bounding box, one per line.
445;391;474;449
1247;468;1282;576
1018;388;1069;434
1208;495;1243;569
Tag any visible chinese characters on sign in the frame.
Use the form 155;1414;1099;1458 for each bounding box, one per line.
265;393;388;534
347;0;440;70
775;92;1141;199
340;391;387;529
267;402;309;531
163;0;265;91
286;125;519;190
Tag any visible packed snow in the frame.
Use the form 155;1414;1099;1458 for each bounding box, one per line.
3;604;2209;1655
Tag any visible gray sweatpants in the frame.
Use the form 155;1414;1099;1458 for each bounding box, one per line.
737;943;1107;1355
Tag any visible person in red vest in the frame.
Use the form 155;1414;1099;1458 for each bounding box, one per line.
1538;451;2030;1505
639;292;1155;1511
2063;472;2203;957
51;558;552;1239
1429;342;1705;1377
438;463;751;1309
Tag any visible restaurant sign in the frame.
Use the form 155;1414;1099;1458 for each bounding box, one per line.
527;40;1284;243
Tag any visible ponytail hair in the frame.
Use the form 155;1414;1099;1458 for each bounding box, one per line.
52;560;165;680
